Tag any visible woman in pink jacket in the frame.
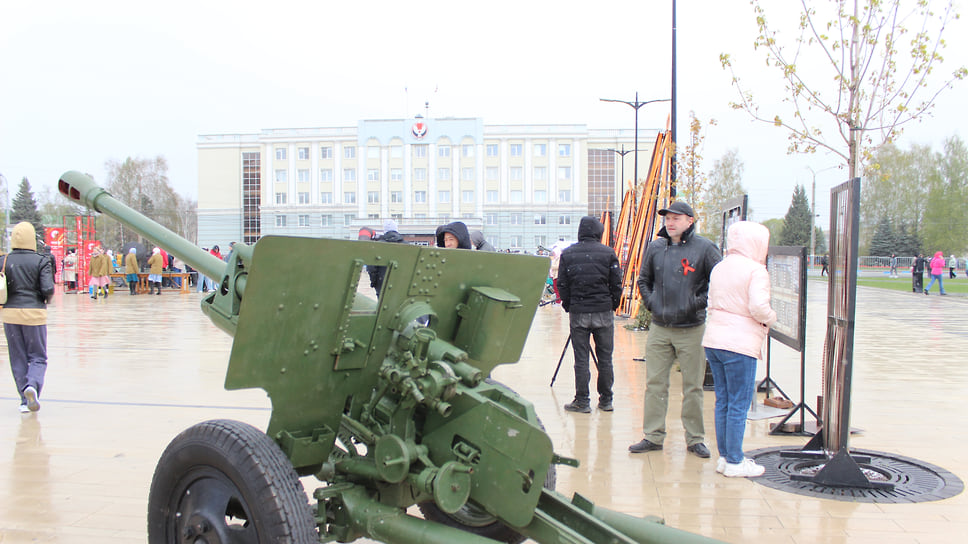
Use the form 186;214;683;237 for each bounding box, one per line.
701;221;777;478
925;251;947;295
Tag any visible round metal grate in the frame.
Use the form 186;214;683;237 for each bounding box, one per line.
747;446;964;503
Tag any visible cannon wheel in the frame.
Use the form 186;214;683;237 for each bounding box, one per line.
418;382;556;544
147;419;317;543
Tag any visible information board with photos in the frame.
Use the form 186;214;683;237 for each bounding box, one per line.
767;246;806;351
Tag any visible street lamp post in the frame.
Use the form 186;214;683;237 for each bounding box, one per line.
600;93;671;209
605;146;633;190
807;165;840;266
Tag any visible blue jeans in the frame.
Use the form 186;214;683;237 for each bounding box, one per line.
705;347;756;464
926;273;945;294
569;311;614;405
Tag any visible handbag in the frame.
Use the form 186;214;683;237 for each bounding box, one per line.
0;255;7;305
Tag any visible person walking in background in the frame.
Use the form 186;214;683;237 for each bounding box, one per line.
147;247;164;295
470;230;496;251
88;246;109;299
912;253;925;293
557;216;622;414
125;247;140;295
3;222;55;413
948;254;958;279
702;221;777;478
630;201;721;459
925;251;947;295
62;249;77;291
890;254;898;278
435;221;471;249
820;254;829;277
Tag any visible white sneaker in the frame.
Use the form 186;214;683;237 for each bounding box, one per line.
716;457;726;474
723;458;765;478
24;386;40;412
19;404;30;413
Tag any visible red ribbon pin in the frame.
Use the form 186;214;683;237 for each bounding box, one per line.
681;258;696;276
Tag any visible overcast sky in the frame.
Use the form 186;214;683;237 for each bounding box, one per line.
1;0;965;227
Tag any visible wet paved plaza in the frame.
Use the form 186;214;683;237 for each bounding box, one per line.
1;279;966;543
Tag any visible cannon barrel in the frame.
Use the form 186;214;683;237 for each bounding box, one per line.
58;170;227;283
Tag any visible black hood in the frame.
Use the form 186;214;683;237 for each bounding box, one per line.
435;222;472;249
577;216;604;242
381;230;405;243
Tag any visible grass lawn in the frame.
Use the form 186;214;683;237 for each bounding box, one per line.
831;274;968;295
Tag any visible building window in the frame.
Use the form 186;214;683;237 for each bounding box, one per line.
321;214;333;226
367;191;379;203
486;213;498;225
510;167;523;181
510;213;523;225
320;168;333;182
242;152;261;244
438;190;450;203
534;190;547;203
344;214;355;225
462;144;475;157
535;235;546;247
485;166;498;181
297;169;310;182
344;146;356;159
439;146;451;157
320;146;333;159
534;143;546;156
461;167;474;181
298;147;309;160
486;143;499;156
367;169;380;182
343;168;356;182
390;145;403;158
276;215;287;227
275;192;287;204
558;189;571;202
533;166;546;180
298;214;310;227
274;169;287;183
559;215;571;225
298;192;310;204
462;190;475;203
438;167;451;180
320;192;333;204
510;190;523;203
368;213;379;219
510;235;522;248
558;143;571;157
414;168;427;181
558;166;572;180
510;144;522;156
534;214;546;225
367;146;380;159
414;191;427;203
486;190;499;203
438;213;450;222
391;213;402;221
390;168;402;182
390;191;403;203
413;145;427;158
275;147;287;160
344;192;356;204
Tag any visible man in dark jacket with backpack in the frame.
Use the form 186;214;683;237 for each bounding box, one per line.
557;216;622;413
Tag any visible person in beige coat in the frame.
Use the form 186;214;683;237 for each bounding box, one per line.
147;247;164;295
702;221;777;478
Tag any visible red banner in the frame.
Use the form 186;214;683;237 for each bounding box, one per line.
45;227;65;283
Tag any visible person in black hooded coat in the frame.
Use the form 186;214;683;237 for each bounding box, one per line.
435;221;471;249
557;216;622;413
368;220;407;296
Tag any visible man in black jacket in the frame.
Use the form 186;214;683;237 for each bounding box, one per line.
557;216;622;413
630;201;721;458
368;220;407;296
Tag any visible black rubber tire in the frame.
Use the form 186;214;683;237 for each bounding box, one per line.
419;380;556;544
147;419;317;544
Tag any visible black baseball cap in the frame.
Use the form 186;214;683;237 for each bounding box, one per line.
658;201;695;217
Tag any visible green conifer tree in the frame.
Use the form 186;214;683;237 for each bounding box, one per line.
779;185;812;247
11;177;44;244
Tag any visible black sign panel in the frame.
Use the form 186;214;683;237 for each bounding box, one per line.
767;246;807;352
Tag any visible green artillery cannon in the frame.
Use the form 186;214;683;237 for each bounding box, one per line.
59;170;723;544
